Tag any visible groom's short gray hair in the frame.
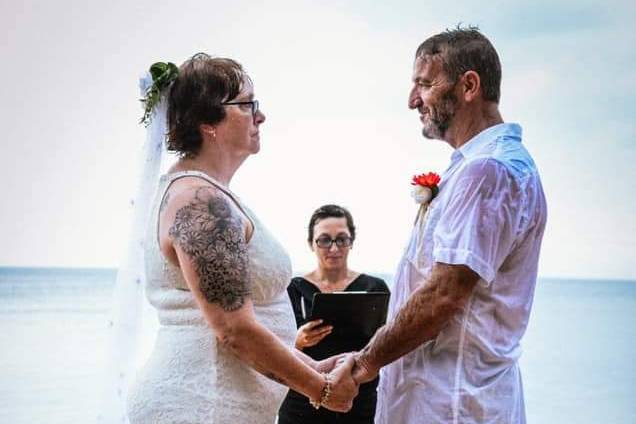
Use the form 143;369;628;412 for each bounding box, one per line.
416;25;502;103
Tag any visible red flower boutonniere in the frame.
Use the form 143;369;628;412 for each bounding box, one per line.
411;172;441;205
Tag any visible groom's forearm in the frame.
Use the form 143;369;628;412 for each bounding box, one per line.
357;263;479;375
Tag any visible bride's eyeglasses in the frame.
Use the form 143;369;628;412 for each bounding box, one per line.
222;100;260;117
314;235;353;249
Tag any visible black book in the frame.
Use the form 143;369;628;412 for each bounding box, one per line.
309;291;390;339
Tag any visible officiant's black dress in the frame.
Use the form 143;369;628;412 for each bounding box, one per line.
277;274;389;424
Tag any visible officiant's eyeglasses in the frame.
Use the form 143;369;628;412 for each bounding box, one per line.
222;100;260;117
315;236;353;249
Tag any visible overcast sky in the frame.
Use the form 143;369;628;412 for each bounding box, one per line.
1;0;634;280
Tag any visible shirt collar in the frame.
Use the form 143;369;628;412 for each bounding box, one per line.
455;122;522;160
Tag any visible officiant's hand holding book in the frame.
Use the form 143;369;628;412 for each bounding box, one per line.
295;319;333;349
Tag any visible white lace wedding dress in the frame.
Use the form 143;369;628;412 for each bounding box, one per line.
126;171;296;423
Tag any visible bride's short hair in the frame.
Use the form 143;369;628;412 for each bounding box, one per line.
166;53;250;159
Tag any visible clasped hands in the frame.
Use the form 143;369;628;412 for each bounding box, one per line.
312;352;379;413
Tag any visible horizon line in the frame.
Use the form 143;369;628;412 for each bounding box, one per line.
0;265;634;283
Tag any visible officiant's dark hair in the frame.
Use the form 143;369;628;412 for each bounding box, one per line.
307;204;356;243
167;53;250;159
416;25;501;103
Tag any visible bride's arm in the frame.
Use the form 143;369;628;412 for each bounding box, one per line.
161;184;356;410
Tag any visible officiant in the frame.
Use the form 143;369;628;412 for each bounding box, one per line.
278;204;389;424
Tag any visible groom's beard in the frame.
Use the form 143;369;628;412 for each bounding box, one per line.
421;87;458;140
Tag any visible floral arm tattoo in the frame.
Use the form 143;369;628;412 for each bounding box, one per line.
169;187;251;311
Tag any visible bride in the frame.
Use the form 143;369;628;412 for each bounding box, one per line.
125;53;357;423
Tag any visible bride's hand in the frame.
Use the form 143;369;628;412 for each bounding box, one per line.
313;352;352;373
322;355;359;412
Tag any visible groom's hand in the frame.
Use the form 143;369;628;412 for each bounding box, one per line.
323;355;359;412
351;353;379;385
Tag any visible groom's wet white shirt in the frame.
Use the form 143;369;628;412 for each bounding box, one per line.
375;123;547;424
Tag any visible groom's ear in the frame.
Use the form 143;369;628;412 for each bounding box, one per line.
460;70;481;103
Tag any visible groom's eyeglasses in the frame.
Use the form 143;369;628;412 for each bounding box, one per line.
222;100;260;117
315;236;353;249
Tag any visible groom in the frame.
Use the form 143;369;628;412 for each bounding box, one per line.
348;26;547;423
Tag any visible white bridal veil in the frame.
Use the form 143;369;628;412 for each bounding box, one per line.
98;74;166;423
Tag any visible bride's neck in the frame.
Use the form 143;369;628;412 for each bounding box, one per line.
172;154;245;188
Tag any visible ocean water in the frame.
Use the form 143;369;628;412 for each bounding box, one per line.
0;267;634;423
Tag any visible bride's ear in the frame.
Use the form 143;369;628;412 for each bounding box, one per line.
200;124;216;140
